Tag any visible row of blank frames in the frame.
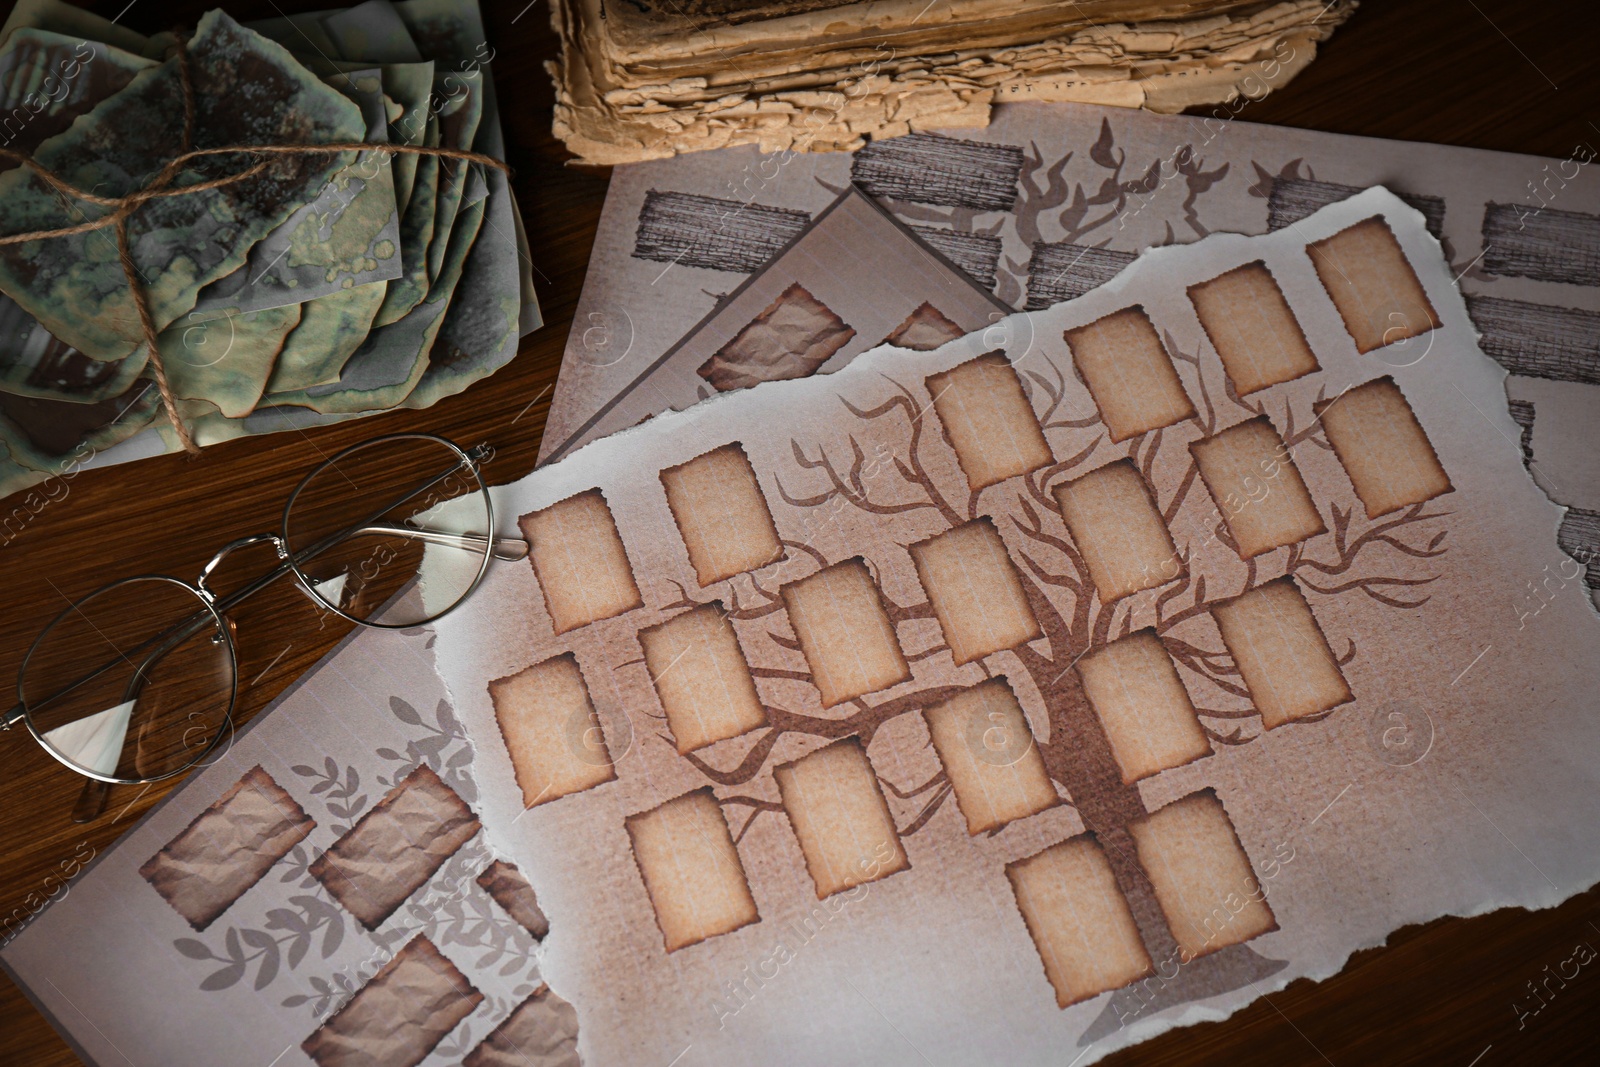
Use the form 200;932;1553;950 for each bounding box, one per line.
139;771;563;1064
515;213;1453;644
138;760;488;938
916;215;1443;505
623;665;1282;968
627;735;912;952
1007;789;1275;1008
518;442;783;638
518;315;1446;674
1060;214;1442;442
623;656;1285;966
503;524;1046;783
780;517;1059;719
920;348;1321;621
495;414;1360;819
507;417;1414;773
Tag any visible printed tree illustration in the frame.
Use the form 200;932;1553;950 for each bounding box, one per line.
826;120;1232;309
659;328;1449;1033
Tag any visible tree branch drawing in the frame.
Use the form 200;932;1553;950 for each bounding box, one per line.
999;120;1228;306
658;332;1448;1017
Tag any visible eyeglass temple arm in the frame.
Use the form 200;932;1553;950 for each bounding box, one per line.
4;453;518;734
358;522;528;562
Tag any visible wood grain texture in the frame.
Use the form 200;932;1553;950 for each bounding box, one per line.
2;1;1597;1064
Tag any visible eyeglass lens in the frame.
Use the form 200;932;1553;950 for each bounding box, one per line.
284;435;493;627
19;577;235;782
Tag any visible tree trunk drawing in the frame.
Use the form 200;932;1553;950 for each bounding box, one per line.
658;326;1449;1034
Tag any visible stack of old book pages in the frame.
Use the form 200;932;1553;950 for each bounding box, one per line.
550;0;1356;165
0;0;534;502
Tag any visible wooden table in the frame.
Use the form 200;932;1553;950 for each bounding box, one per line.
2;1;1595;1064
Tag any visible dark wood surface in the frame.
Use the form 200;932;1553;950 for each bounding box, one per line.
2;1;1596;1064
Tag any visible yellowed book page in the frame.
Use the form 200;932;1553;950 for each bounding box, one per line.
639;603;769;754
1054;458;1182;603
625;788;760;952
1129;791;1276;961
1187;261;1320;395
1077;629;1211;783
1306;215;1441;354
775;738;910;898
780;557;910;706
1190;416;1326;559
923;678;1059;834
1316;376;1454;519
519;489;643;633
660;443;784;585
926;351;1053;491
910;518;1041;665
1063;306;1196;442
1211;577;1352;728
1006;835;1153;1008
487;653;617;808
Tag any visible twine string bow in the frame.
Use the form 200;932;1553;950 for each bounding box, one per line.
0;34;510;455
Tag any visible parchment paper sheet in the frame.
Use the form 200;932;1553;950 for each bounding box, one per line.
429;187;1600;1066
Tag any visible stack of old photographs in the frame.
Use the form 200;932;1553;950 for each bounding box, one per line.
550;0;1356;165
0;0;537;502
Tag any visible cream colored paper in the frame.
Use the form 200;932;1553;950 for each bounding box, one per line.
428;188;1600;1066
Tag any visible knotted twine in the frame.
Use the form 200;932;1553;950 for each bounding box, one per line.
0;34;511;455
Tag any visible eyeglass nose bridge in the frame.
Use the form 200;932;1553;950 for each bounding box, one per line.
196;533;288;601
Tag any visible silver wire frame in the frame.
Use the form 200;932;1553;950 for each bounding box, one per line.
3;432;526;785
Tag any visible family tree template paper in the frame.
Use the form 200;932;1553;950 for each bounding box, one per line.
426;188;1600;1065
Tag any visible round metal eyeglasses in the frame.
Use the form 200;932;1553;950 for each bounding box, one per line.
2;433;527;819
